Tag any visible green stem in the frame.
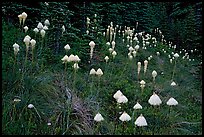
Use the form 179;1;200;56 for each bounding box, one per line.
171;59;177;80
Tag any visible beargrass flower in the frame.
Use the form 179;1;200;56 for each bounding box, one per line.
171;81;176;86
44;19;50;26
144;60;148;74
14;98;21;102
119;111;131;122
37;22;43;30
43;25;48;30
135;114;147;127
94;112;104;122
148;92;162;106
152;70;157;82
90;68;96;75
40;29;46;38
133;102;142;110
73;63;79;70
111;41;116;49
104;56;109;63
117;95;128;104
13;43;20;55
64;44;70;51
33;28;39;34
18;14;23;25
174;53;179;58
113;90;123;100
61;55;69;63
167;97;178;106
62;25;65;33
21;12;27;26
112;51;117;59
24;26;28;33
28;104;34;109
96;68;103;77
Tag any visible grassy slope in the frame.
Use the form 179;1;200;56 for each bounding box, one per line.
2;22;202;135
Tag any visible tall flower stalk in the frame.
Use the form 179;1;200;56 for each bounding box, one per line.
171;53;179;81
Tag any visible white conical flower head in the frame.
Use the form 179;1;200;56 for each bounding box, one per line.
44;19;50;26
174;53;179;58
96;68;103;76
132;50;137;57
18;14;23;25
140;80;146;85
135;45;140;50
156;52;160;56
33;28;39;34
152;70;157;78
94;112;104;122
90;68;96;75
64;44;70;50
68;54;75;62
113;90;123;100
13;43;19;49
37;22;43;30
167;97;178;106
119;112;131;122
171;81;176;86
24;26;28;32
148;92;162;106
86;30;89;34
40;29;46;38
62;25;65;33
144;60;148;66
73;63;79;70
89;41;95;49
61;55;69;63
129;55;133;60
30;39;36;47
74;55;80;62
23;37;30;46
43;25;48;30
133;102;142;109
135;114;147;127
106;42;110;46
129;46;134;52
111;41;115;49
28;104;34;109
109;48;113;53
21;12;27;19
104;56;109;62
112;51;117;58
117;95;128;104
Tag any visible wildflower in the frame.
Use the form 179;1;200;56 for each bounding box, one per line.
113;90;123;100
23;36;30;49
106;42;110;46
61;55;69;63
94;112;104;122
129;54;133;60
104;56;109;63
111;41;116;49
144;60;148;74
14;98;21;102
109;48;113;54
28;104;34;109
68;54;75;62
135;45;139;51
64;44;70;51
86;30;89;35
137;62;141;74
30;39;36;50
171;81;176;86
89;41;95;49
135;114;147;127
129;46;134;53
13;43;20;55
37;22;43;30
170;59;173;63
167;97;178;106
96;68;103;77
43;25;48;30
23;26;28;33
117;95;128;104
21;12;27;25
119;112;131;122
44;19;50;26
156;52;160;56
133;102;142;110
47;123;51;126
132;50;137;57
148;92;162;106
33;28;39;34
90;68;96;75
62;25;65;33
74;55;80;62
112;51;117;59
40;29;46;38
152;70;157;82
73;63;79;70
18;14;23;25
174;53;179;58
